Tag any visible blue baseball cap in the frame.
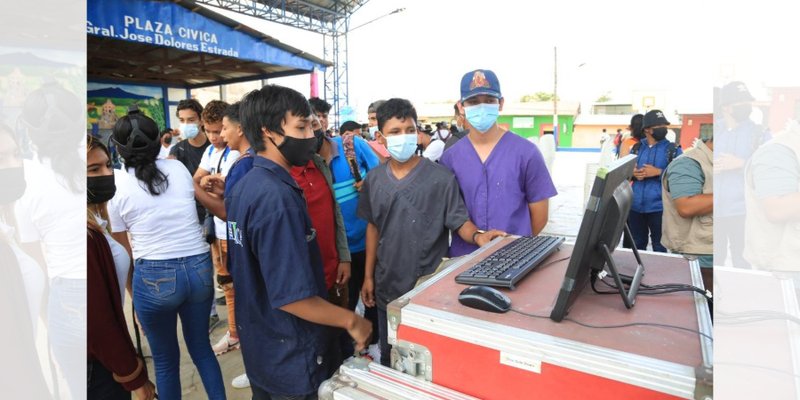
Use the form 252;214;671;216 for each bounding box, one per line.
460;69;502;102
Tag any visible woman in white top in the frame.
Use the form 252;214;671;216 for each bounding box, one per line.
107;108;225;399
16;83;86;399
0;122;50;397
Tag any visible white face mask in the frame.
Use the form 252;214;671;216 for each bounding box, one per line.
385;133;418;162
368;126;379;140
179;123;200;139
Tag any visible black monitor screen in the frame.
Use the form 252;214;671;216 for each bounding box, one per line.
550;155;638;322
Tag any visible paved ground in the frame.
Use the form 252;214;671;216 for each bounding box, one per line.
124;151;601;399
124;291;249;399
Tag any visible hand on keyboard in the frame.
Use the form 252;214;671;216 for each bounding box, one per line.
476;230;508;247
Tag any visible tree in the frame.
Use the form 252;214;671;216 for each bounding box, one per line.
521;92;559;102
595;91;612;103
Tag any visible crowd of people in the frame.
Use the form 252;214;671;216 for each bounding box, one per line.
85;69;559;399
81;65;784;399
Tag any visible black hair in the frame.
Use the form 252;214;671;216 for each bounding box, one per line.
368;100;386;114
240;85;311;152
176;98;203;120
308;97;332;114
224;102;241;124
112;110;168;195
19;82;84;194
629;114;644;140
340;120;361;134
160;128;172;143
202;100;229;124
376;98;418;132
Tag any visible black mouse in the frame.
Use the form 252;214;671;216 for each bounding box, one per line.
458;285;511;313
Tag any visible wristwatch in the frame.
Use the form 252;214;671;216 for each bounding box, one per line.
472;229;486;245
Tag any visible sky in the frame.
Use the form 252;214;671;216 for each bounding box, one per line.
203;0;799;119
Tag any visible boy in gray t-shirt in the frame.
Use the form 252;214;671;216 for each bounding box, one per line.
357;98;505;366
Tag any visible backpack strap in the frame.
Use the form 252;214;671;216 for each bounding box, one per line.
631;142;642;155
666;143;678;164
213;147;231;173
342;134;362;182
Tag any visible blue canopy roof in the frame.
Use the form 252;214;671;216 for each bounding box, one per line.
88;0;330;87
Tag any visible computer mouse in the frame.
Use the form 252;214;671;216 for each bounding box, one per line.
458;285;511;313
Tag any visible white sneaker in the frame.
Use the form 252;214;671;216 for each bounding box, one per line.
367;344;381;362
232;373;250;389
355;298;365;317
211;331;240;355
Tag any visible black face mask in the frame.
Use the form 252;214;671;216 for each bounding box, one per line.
314;129;326;153
272;135;318;167
87;174;116;204
651;127;668;141
0;166;26;205
731;104;752;122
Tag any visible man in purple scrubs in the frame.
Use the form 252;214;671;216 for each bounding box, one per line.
440;69;558;257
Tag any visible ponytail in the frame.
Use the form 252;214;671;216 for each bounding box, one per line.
112;108;168;195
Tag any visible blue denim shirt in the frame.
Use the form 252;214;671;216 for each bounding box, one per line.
714;119;765;217
632;139;682;213
225;156;330;395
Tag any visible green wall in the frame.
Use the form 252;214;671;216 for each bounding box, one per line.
498;115;574;147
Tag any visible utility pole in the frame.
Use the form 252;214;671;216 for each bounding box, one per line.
553;46;558;148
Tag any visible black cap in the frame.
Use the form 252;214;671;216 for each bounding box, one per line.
642;109;670;129
719;81;754;106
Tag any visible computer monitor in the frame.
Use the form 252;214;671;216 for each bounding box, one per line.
550;154;645;322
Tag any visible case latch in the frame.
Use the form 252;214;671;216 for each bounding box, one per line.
390;340;433;381
694;364;713;400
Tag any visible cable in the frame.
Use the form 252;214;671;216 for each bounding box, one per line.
539;255;571;270
508;309;713;341
716;309;800;326
597;278;705;295
595;274;711;298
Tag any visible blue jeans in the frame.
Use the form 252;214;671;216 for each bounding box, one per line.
49;277;87;400
627;211;666;253
133;252;225;399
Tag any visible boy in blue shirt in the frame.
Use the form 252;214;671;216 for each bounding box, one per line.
226;85;371;399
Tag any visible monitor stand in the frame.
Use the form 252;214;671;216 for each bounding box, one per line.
597;224;645;309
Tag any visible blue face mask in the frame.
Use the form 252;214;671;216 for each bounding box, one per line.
180;123;199;140
385;133;418;162
464;103;500;133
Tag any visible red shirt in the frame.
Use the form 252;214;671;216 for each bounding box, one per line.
290;160;339;289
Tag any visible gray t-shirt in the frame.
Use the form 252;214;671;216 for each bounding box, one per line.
666;157;705;199
357;158;469;309
751;143;800;199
